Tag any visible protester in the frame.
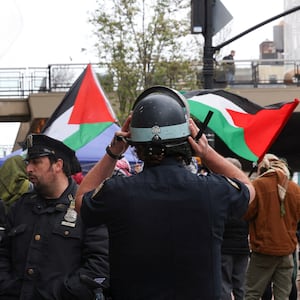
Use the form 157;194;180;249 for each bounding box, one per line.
221;157;250;300
262;249;298;300
184;156;199;174
0;134;109;300
71;155;84;184
198;164;210;175
261;158;298;300
72;171;84;184
134;162;143;174
75;86;255;300
244;153;300;299
0;155;33;210
113;157;132;177
222;50;236;86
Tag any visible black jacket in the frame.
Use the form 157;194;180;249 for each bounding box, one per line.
221;218;250;255
81;158;250;300
0;178;109;300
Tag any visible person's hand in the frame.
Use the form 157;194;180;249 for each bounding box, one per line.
188;118;210;159
107;115;132;158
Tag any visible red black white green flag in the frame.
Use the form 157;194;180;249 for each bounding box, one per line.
42;63;119;151
184;89;299;162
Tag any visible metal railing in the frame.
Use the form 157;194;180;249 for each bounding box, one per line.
0;145;13;158
213;59;300;88
0;63;105;98
0;60;300;98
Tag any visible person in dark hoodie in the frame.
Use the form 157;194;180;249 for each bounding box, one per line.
221;157;250;300
0;134;109;300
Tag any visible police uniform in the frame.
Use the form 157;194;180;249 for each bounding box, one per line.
81;157;250;300
0;134;109;300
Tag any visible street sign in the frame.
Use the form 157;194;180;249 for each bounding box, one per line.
191;0;232;35
212;0;233;35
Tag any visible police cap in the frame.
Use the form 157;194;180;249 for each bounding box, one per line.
24;134;81;175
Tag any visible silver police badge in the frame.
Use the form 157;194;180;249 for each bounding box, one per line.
63;194;77;223
64;208;77;223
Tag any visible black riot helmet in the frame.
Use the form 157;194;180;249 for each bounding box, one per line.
129;86;190;147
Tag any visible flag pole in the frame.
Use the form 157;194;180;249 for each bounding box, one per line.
195;110;214;142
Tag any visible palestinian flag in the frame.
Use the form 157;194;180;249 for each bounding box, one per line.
184;89;299;162
42;63;118;150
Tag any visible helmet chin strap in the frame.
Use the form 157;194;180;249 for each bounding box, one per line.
147;145;166;157
145;137;190;157
147;136;166;156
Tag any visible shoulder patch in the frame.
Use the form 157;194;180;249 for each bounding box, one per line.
92;178;109;198
225;177;240;190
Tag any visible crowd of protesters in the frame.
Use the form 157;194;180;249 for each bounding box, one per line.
0;86;299;299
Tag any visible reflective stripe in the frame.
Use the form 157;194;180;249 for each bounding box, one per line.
130;123;190;142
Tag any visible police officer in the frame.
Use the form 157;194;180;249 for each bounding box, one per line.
75;86;255;300
0;134;109;300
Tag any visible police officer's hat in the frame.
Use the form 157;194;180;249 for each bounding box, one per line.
24;134;81;175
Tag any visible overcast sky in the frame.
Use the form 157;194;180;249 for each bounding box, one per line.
0;0;98;67
219;0;284;59
0;0;286;149
0;0;284;67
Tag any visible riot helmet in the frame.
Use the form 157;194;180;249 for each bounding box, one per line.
129;86;190;147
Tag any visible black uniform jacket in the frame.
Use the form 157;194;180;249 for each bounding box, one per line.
0;178;109;300
81;158;250;300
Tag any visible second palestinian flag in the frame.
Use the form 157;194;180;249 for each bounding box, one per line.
184;89;299;162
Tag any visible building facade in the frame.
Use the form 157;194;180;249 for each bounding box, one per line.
284;0;300;60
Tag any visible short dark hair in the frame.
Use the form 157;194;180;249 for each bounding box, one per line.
48;155;72;177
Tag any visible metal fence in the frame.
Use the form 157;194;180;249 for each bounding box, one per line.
0;63;105;98
0;145;13;158
214;59;300;88
0;60;300;98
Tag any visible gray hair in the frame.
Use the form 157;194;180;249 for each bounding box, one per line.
226;157;242;170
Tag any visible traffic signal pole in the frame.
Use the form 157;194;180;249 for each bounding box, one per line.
214;5;300;52
192;0;300;90
202;0;214;89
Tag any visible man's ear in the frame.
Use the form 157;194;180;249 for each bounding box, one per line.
54;158;64;172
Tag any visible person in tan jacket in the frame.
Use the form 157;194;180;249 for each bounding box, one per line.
244;153;300;300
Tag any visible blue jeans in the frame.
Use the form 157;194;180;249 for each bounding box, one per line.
225;71;235;85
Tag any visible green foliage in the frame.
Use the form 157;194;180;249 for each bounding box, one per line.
96;73;114;92
90;0;203;122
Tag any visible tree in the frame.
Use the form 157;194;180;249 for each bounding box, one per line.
90;0;202;120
